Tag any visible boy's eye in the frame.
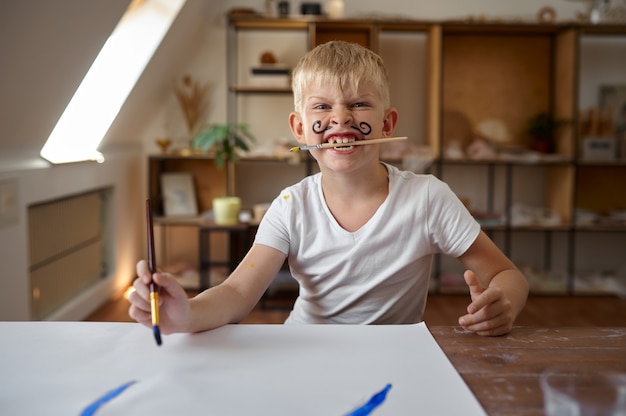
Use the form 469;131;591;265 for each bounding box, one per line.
313;104;330;110
352;102;369;108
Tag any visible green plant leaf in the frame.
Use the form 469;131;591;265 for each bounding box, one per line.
234;135;251;151
192;123;256;166
527;113;570;140
214;150;226;168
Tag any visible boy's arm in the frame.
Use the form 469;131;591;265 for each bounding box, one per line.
186;243;287;332
456;231;529;336
130;243;286;334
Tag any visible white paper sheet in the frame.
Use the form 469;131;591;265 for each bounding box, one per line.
0;322;485;415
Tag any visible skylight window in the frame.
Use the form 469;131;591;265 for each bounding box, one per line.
40;0;185;164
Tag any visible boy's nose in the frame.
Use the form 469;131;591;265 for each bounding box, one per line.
330;107;353;126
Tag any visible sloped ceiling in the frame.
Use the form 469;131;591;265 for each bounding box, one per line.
0;0;213;165
0;0;130;159
101;0;215;153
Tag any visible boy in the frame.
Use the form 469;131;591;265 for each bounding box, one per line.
129;41;528;336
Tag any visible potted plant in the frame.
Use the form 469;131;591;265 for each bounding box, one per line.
192;123;255;168
527;113;569;154
192;123;255;224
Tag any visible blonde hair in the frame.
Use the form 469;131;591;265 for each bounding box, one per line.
291;41;391;113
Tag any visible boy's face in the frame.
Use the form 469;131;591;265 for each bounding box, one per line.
289;79;398;171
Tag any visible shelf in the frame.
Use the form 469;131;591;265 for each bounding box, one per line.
228;15;626;35
580;24;626;35
440;21;572;35
230;85;292;94
153;215;203;225
575;224;626;232
238;155;302;163
152;216;259;228
439;157;574;166
477;223;575;232
149;153;303;163
149;153;213;161
576;160;626;167
230;17;309;31
220;15;626;297
509;225;573;232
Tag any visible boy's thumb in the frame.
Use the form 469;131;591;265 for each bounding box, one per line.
463;270;479;287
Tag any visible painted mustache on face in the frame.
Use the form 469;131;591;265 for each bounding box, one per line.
312;120;372;136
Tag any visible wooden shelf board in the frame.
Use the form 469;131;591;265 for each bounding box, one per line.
439;157;573;166
230;85;292;93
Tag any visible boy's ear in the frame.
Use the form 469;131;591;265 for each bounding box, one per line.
289;112;306;144
382;107;399;137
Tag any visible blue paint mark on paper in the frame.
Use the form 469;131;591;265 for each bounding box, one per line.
81;380;137;416
346;383;392;416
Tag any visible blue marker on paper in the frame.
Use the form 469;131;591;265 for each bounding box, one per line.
346;383;392;416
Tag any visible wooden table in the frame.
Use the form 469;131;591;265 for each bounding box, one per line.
430;326;626;416
1;323;624;415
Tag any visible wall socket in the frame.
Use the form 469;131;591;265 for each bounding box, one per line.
0;178;19;227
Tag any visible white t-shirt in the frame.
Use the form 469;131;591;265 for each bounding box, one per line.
254;163;480;324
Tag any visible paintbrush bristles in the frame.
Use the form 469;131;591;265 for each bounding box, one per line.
289;136;408;152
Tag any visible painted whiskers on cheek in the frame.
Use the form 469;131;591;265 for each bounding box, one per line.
312;120;332;134
311;120;373;136
351;122;372;136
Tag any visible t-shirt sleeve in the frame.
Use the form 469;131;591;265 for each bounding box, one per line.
427;176;480;257
253;189;292;256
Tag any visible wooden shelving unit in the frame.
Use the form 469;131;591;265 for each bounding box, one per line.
149;14;626;295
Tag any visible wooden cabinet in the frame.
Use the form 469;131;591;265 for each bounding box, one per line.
429;22;626;294
151;15;625;295
148;155;227;217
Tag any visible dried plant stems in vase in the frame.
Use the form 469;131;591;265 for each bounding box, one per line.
174;75;209;147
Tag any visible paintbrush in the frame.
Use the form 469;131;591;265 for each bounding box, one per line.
145;199;162;346
289;136;408;152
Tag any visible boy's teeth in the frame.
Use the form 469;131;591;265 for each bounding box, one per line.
328;138;356;145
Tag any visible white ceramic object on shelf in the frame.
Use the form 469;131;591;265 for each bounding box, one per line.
326;0;344;19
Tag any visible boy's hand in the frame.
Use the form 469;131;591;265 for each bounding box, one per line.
458;270;514;336
128;260;191;334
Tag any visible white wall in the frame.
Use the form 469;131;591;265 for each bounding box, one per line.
0;151;144;320
0;0;214;321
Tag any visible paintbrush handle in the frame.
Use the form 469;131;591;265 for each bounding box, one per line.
290;136;408;152
145;199;162;346
146;199;157;273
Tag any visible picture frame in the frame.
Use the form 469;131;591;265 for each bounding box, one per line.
160;173;198;217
